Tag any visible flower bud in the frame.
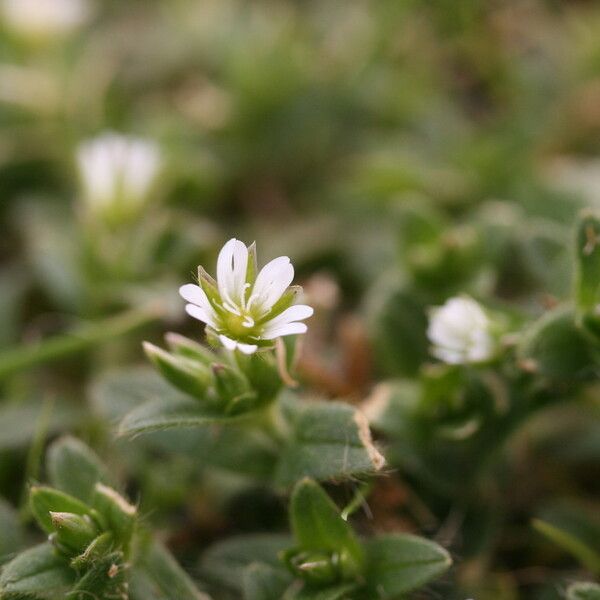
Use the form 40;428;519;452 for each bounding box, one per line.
283;548;360;587
427;296;495;365
76;132;161;224
143;341;211;399
211;363;257;415
50;512;99;554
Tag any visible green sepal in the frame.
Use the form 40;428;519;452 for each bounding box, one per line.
70;532;115;570
91;483;137;548
165;332;218;365
144;341;211;399
257;286;301;326
29;486;96;535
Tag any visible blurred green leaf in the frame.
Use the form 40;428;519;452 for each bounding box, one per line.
533;519;600;575
129;539;211;600
200;534;292;593
0;498;25;565
47;436;112;504
575;210;600;317
242;563;292;600
118;395;244;436
275;398;385;486
517;306;599;380
364;534;451;596
289;479;362;565
0;543;74;596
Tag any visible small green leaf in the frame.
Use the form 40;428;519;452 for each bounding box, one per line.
517;306;599;379
200;534;292;592
29;487;93;535
366;280;429;377
0;543;74;595
567;582;600;600
47;436;112;503
118;395;240;436
290;479;362;566
129;539;210;600
275;398;384;486
364;533;451;596
533;519;600;574
242;563;293;600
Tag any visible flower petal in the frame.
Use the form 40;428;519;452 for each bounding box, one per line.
263;304;313;328
185;304;217;328
237;342;258;354
218;334;238;351
216;238;248;307
250;256;294;313
261;321;308;340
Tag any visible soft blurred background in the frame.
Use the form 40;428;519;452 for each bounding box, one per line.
1;1;600;598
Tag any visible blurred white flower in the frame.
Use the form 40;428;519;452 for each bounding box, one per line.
1;0;92;40
180;238;313;354
427;296;494;365
77;132;162;218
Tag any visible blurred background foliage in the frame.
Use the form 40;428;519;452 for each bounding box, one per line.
1;0;600;598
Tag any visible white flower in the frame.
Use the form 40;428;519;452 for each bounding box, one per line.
77;132;161;217
427;296;495;365
1;0;92;40
180;239;313;354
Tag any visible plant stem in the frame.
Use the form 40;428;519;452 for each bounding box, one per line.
0;304;164;381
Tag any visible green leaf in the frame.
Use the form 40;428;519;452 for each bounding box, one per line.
29;487;93;535
89;367;176;421
364;533;451;596
366;280;429;377
567;582;600;600
575;210;600;315
275;398;385;486
290;479;362;566
517;306;599;380
47;436;112;503
118;395;243;436
0;401;84;451
129;539;210;600
200;534;292;592
0;543;74;595
242;563;293;600
0;498;25;565
533;519;600;574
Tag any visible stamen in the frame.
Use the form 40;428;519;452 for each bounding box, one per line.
242;316;255;328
